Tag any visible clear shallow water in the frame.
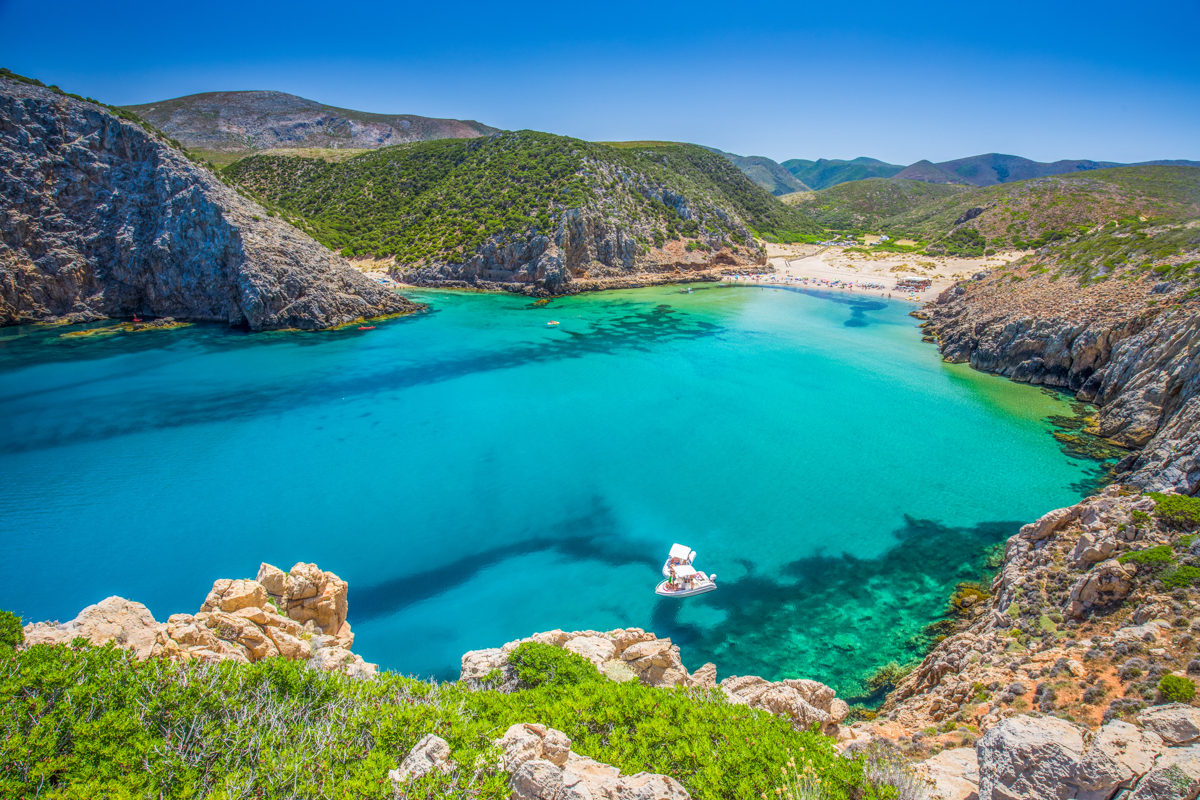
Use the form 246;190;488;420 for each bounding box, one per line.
0;284;1111;699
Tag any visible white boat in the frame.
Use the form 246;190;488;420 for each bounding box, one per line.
656;564;718;598
661;542;696;578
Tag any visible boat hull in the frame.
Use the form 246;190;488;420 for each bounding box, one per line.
655;580;717;598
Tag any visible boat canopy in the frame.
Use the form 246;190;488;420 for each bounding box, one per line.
672;565;698;578
668;543;693;560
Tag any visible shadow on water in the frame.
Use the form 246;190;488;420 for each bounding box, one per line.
759;285;889;327
0;302;723;455
647;514;1021;703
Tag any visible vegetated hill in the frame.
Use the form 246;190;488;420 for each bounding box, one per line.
124;91;499;164
891;160;964;185
225;132;820;294
880;166;1200;253
780;153;1200;190
786;179;968;230
782;157;905;190
700;147;810;195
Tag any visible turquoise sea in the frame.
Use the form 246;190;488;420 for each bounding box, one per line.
0;284;1112;699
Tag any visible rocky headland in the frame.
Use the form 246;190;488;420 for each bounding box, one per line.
0;77;422;330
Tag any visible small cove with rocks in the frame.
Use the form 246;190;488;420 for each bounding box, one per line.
0;283;1118;700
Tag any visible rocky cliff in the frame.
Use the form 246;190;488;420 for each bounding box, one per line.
0;78;422;330
925;246;1200;494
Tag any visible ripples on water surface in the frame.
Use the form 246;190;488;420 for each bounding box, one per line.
0;284;1115;698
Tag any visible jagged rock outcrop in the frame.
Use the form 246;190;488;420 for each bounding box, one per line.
460;627;849;736
0;78;422;329
720;675;850;735
460;627;710;690
22;561;375;677
388;733;452;787
495;723;691;800
928;272;1199;494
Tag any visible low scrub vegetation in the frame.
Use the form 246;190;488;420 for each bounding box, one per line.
1;637;900;800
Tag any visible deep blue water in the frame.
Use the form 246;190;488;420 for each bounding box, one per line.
0;284;1109;697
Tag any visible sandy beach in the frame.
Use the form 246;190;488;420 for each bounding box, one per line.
731;243;1027;302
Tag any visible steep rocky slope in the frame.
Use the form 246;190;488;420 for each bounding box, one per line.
924;219;1200;493
125;90;497;163
0;78;420;330
227;134;817;295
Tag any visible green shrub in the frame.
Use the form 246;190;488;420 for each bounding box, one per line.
1150;493;1200;529
1161;566;1200;590
1118;545;1176;571
507;641;605;688
0;640;887;800
1158;674;1196;704
0;609;22;649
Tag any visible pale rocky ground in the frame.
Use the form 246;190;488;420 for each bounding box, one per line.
23;561;375;677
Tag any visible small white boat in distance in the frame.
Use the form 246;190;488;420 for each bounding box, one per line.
656;565;718;598
662;542;696;578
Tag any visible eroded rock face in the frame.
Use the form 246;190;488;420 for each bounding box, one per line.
0;78;421;329
976;715;1087;799
1138;704;1200;746
928;277;1200;495
720;675;849;736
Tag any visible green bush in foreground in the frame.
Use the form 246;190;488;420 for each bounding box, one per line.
1158;674;1197;704
0;640;893;800
0;610;21;649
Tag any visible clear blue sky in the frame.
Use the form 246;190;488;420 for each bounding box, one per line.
2;0;1196;165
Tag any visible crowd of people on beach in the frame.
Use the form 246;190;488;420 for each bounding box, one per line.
720;273;928;301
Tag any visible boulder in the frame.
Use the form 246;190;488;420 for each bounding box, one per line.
256;562;287;597
284;564;348;635
1127;744;1200;800
1066;559;1135;618
388;733;452;786
1072;532;1116;566
23;596;163;658
1138;704;1200;746
915;747;979;800
721;675;843;734
204;611;279;661
495;724;690;800
687;662;717;689
1020;506;1079;542
202;579;269;614
460;647;509;682
975;715;1086;799
264;627;312;660
564;636;616;667
1076;720;1163;796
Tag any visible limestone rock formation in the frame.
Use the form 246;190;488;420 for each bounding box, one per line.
23;596;162;658
913;747;979;800
0;78;422;329
22;561;374;677
1138;704;1200;746
494;723;691;800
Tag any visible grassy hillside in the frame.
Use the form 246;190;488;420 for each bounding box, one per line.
881;166;1200;249
225;132;821;264
783;157;905;190
785;179;967;230
0;638;903;800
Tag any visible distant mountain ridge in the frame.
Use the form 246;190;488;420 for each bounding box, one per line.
124;91;498;162
700;147;810;195
774;152;1200;190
